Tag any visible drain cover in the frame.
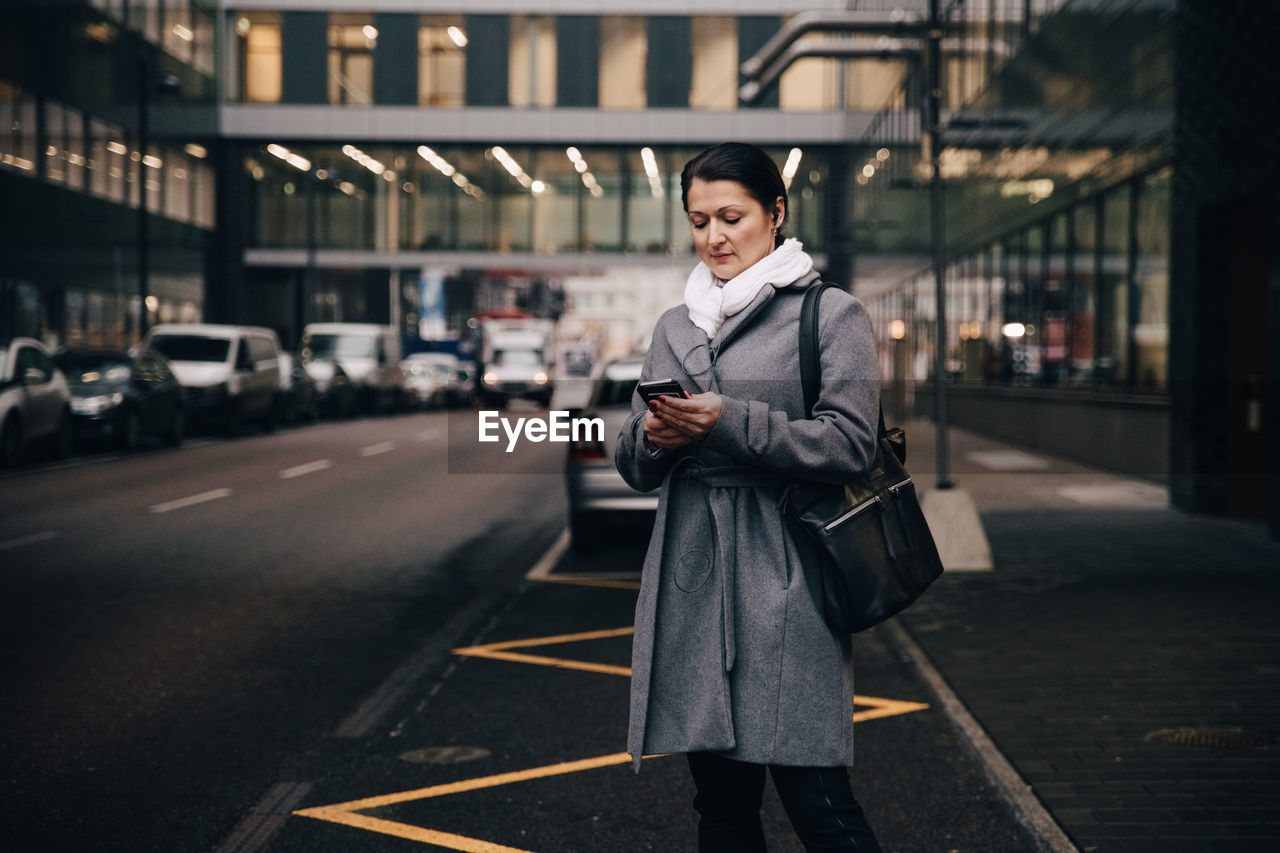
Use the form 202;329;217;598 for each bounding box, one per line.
399;746;492;765
1144;727;1272;750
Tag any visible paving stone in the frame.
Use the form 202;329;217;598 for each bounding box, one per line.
898;421;1280;852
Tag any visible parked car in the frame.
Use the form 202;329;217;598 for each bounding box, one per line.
400;352;458;409
297;354;358;418
145;324;282;435
563;356;658;552
55;347;184;449
0;337;73;466
277;352;319;425
299;323;404;414
454;360;478;407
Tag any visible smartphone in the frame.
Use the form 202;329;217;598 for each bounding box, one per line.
637;379;688;403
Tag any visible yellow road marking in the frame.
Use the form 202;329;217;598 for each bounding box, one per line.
455;626;635;653
452;648;632;677
294;752;643;853
453;627;635;678
852;695;932;722
535;575;642;590
297;535;932;849
454;628;931;723
295;690;932;851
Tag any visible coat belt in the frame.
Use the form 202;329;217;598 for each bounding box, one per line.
672;460;787;673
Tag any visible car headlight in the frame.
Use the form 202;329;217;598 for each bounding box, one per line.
71;392;124;415
534;371;549;385
482;371;498;386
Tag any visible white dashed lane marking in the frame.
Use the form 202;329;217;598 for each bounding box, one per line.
0;530;60;552
150;488;232;514
280;459;333;479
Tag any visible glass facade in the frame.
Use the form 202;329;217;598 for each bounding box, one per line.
866;165;1170;393
1;80;214;229
245;143;829;258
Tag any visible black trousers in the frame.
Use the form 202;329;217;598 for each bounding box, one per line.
687;752;883;853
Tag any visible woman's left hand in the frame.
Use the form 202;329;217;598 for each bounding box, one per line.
649;391;724;441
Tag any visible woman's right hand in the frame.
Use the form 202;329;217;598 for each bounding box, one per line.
644;408;695;449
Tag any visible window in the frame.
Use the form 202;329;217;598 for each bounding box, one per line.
129;1;161;43
0;81;38;174
1134;168;1170;390
237;12;282;103
599;17;646;109
248;335;276;364
580;149;622;252
88;119;125;202
329;13;376;105
162;2;194;63
44;100;86;189
165;148;191;222
419;16;466;107
1069;201;1097;380
193;156;215;229
508;15;555;107
142;143;163;213
626;147;668;252
779;33;841;111
691;17;737;110
1098;185;1131;384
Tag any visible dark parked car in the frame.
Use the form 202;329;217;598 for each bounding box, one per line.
278;353;319;425
299;354;359;418
56;348;185;450
563;356;658;552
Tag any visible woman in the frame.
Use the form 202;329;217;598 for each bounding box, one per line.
616;143;884;852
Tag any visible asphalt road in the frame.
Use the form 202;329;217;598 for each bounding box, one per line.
1;411;1044;852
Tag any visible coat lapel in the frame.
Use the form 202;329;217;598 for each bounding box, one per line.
711;271;820;356
663;317;716;394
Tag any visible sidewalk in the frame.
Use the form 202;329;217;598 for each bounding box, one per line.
896;418;1280;852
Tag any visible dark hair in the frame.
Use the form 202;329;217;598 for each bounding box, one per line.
680;142;788;247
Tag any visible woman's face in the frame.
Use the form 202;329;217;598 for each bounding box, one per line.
686;178;783;281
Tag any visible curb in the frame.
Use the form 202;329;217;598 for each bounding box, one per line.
880;619;1079;853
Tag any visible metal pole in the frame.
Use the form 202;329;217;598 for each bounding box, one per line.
137;54;150;338
927;0;953;489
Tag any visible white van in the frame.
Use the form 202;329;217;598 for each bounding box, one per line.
146;324;282;434
299;323;403;413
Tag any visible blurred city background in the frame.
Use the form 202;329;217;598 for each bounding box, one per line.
3;0;1275;533
2;2;1279;852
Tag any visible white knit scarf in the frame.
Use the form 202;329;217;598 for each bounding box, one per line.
684;238;814;337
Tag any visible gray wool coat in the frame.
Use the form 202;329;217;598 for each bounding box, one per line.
616;271;880;770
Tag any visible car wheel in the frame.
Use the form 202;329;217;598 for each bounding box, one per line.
120;408;141;451
165;408;185;447
1;414;23;467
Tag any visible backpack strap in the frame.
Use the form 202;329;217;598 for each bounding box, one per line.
799;282;887;436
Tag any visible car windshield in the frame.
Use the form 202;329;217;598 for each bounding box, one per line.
594;364;645;407
149;335;230;363
303;333;375;359
493;349;541;367
595;378;640;407
55;352;132;384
